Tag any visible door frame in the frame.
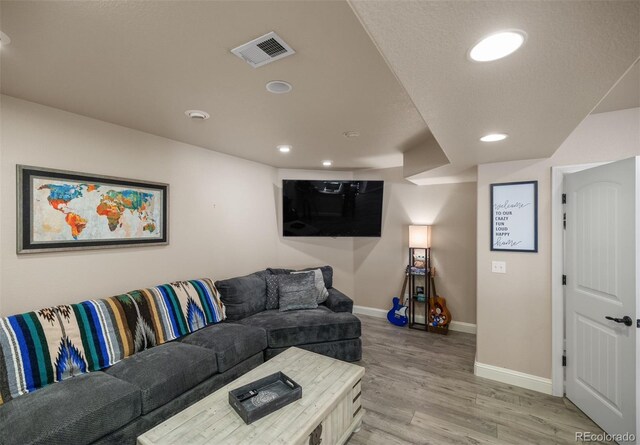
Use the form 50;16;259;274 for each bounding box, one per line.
550;162;608;397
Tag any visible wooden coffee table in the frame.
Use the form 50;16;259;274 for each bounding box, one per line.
137;347;365;445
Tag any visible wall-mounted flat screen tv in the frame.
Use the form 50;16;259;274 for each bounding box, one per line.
282;180;384;237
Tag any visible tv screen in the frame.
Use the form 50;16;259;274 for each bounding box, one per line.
282;180;384;237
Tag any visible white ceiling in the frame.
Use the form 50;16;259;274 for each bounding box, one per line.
592;59;640;114
0;1;428;170
1;1;638;178
349;0;639;182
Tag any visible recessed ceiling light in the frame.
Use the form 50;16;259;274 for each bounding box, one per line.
0;31;11;46
266;80;293;94
480;133;508;142
278;145;291;153
185;110;210;120
469;30;526;62
322;160;333;167
343;131;360;138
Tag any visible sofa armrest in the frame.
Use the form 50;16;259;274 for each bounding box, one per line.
324;288;353;313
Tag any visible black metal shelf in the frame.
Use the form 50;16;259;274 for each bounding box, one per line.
408;247;430;331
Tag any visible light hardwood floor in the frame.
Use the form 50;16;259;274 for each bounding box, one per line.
347;315;614;445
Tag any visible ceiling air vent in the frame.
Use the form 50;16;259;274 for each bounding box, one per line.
231;32;295;68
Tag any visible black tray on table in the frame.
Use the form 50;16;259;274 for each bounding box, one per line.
228;372;302;424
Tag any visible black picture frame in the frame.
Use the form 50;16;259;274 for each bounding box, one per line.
490;180;538;253
17;165;169;254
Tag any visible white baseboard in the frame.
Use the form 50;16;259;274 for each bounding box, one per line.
448;321;477;334
352;305;477;334
474;360;553;395
353;305;387;318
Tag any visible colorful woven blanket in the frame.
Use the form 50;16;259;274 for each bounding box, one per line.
0;278;225;405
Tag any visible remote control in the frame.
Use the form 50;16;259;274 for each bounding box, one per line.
236;389;258;402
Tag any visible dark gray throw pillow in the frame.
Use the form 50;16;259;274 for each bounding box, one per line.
278;272;318;312
292;268;329;304
268;265;333;289
265;275;279;310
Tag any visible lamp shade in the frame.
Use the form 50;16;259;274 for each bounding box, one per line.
409;225;431;248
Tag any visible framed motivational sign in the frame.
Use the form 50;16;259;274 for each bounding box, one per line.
490;181;538;252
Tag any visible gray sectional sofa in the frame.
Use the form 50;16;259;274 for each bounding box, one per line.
217;267;362;363
0;266;361;445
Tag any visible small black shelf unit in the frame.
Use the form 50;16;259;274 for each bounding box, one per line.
408;247;430;331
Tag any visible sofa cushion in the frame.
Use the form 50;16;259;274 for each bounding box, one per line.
323;288;354;313
278;272;318;312
115;278;225;350
105;342;217;414
0;371;141;445
215;272;268;321
0;310;68;405
265;338;362;362
237;307;361;348
0;302;138;405
140;279;226;340
180;322;267;373
266;267;292;275
268;265;333;289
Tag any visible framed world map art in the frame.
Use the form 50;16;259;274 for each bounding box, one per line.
17;165;169;253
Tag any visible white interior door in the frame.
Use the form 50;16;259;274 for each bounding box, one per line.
565;156;638;439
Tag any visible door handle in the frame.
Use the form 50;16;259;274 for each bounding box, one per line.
605;315;633;327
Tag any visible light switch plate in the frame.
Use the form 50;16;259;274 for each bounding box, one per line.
492;261;506;274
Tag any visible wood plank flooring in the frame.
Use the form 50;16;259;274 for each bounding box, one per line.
347;315;614;445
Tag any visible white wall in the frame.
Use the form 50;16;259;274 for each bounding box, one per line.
0;96;475;323
353;167;477;323
0;95;479;322
275;169;356;297
0;96;282;315
273;167;478;322
476;107;640;379
0;95;476;318
0;97;365;315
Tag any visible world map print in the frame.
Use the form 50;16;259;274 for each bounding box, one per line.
32;178;162;242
